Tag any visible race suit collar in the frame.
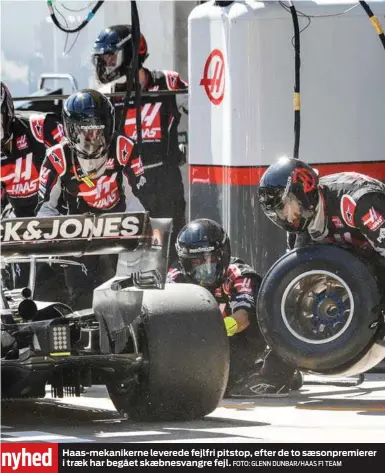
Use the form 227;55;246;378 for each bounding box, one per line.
307;189;328;241
140;68;151;91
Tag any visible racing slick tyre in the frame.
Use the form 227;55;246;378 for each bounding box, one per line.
256;245;383;373
107;284;229;421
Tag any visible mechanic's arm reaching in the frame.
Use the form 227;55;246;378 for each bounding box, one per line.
27;113;64;165
174;75;188;117
225;275;260;336
35;145;63;216
224;309;250;336
120;137;154;213
163;70;188;117
175;77;188;164
40;113;65;148
163;71;188;166
354;192;385;257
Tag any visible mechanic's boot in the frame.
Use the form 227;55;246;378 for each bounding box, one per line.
289;370;304;391
228;373;290;398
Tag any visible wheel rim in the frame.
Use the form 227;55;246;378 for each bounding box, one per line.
281;270;354;345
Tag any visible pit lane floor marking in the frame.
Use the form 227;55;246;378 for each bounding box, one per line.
296;405;385;411
220;404;385;411
95;431;168;438
221;404;269;410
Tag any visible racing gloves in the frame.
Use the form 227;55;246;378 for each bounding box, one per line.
224;316;238;337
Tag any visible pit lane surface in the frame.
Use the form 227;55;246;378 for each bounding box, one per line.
1;374;384;444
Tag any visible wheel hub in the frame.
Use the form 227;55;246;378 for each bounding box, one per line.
281;270;354;344
313;292;345;326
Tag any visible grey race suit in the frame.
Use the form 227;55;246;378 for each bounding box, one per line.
36;135;150;310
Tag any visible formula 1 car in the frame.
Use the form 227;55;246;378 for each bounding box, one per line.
0;212;229;421
257;244;385;377
15;73;78;116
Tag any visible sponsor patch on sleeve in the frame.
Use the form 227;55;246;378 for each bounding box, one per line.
47;145;66;177
166;267;181;283
16;134;29;150
361;206;385;231
340;194;357;228
29;114;45;143
131;156;144;177
117;136;134;167
377;227;385;244
164;71;183;90
234;277;253;294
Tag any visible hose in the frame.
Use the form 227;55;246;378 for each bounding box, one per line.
47;0;104;34
47;0;143;157
288;1;301;160
359;1;385;51
117;1;142;154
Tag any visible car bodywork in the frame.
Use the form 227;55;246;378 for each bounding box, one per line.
0;212;229;420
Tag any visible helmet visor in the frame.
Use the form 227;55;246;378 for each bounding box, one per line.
181;254;221;287
263;191;313;233
92;46;124;84
64;119;111;159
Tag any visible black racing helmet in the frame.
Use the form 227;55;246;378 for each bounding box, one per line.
62;89;115;164
1;81;15;146
257;157;320;233
176;219;231;288
92;25;149;84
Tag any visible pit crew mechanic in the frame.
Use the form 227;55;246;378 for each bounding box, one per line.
92;24;188;261
1;81;64;217
0;80;66;297
36;88;151;310
167;218;303;397
257;156;385;386
258;156;385;262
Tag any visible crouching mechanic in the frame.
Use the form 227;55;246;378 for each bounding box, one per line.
167;218;302;397
257;156;385;384
36;89;151;310
0;81;67;299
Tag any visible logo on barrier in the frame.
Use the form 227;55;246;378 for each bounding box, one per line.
200;49;225;105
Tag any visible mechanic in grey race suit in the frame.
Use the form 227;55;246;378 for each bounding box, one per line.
257;156;385;389
167;218;303;397
91;24;188;262
36;89;151;310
